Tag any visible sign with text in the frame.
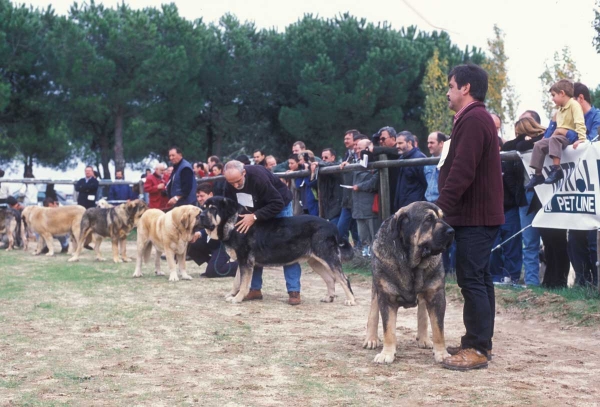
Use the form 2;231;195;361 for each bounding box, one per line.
519;142;600;230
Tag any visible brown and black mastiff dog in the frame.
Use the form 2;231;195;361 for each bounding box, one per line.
69;199;147;263
363;201;454;364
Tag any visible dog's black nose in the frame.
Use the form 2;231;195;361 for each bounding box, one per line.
445;227;455;238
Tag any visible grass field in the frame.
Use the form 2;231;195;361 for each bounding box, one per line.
1;243;600;406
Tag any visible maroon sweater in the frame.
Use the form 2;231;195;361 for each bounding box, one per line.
436;102;504;227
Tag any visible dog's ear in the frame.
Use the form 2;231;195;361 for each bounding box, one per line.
390;206;409;242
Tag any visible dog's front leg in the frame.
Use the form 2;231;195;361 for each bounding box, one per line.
416;294;433;349
373;298;398;364
111;238;122;263
154;249;164;276
423;288;449;363
120;239;131;262
166;250;179;281
227;264;251;304
363;288;381;349
225;268;241;301
177;248;192;280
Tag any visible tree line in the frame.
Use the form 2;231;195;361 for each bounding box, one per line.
2;0;593;178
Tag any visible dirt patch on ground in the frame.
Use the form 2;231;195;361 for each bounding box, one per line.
1;242;600;406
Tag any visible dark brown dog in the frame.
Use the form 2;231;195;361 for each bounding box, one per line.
363;201;454;364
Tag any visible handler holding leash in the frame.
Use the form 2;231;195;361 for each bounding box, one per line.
223;160;302;305
435;64;504;371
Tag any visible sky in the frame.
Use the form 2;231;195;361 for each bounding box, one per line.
5;0;600;183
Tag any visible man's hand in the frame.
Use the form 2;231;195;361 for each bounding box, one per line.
352;185;359;191
235;213;256;233
573;140;584;149
157;183;165;190
167;196;179;207
190;231;201;243
340;161;349;169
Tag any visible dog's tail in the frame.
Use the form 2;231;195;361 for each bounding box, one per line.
339;238;354;262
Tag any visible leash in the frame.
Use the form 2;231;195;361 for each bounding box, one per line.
490;225;532;253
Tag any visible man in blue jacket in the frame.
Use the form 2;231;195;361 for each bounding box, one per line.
108;170;135;203
393;131;427;212
166;147;197;207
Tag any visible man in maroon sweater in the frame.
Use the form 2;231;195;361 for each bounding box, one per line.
436;64;504;371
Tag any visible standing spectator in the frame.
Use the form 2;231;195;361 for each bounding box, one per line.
286;154;305;216
490;113;503;142
17;171;38;205
188;183;238;278
298;151;319;216
338;130;361;249
369;126;401;211
166;147;197;207
108;170;134;203
424;132;448;203
272;141;307;173
265;155;277;171
0;168;10;205
342;138;379;257
223;160;302;305
235;155;251;165
567;82;600;287
207;156;221;173
309;148;342;224
210;163;228;197
75;166;99;209
253;149;267;166
393;131;427;212
437;64;503;371
144;163;169;210
490;135;525;284
509;115;546;286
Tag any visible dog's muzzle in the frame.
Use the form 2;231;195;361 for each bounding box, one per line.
199;212;215;231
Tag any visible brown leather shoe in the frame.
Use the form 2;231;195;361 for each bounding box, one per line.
442;348;488;371
243;289;263;301
288;291;301;305
447;345;492;361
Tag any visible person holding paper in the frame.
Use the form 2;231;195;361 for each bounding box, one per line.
75;166;99;209
223;160;302;305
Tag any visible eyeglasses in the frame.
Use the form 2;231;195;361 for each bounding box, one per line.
379;137;388;142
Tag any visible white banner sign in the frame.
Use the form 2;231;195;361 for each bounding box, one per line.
519;142;600;230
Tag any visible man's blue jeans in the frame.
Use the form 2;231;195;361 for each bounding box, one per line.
250;202;302;292
490;207;522;283
337;207;360;247
519;190;541;286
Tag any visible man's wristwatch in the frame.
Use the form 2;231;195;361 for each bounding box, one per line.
253;214;257;221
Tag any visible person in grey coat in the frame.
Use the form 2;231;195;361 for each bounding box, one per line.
341;138;380;257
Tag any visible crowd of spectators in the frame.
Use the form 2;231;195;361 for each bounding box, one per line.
1;79;598;291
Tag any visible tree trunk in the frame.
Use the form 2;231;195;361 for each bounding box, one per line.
23;156;34;177
100;131;112;180
113;105;125;177
206;103;214;157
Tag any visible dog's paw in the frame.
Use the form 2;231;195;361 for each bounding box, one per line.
132;271;143;278
67;257;79;262
45;252;54;257
96;257;106;262
168;273;180;282
344;299;357;306
155;270;165;276
180;273;193;281
320;295;335;303
416;337;433;349
112;258;123;264
434;350;450;363
373;350;396;364
121;257;132;263
229;295;243;304
363;337;380;349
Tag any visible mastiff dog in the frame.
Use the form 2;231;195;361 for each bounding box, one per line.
69;199;147;263
133;205;202;282
363;201;454;364
0;207;24;250
21;205;86;255
199;196;355;305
